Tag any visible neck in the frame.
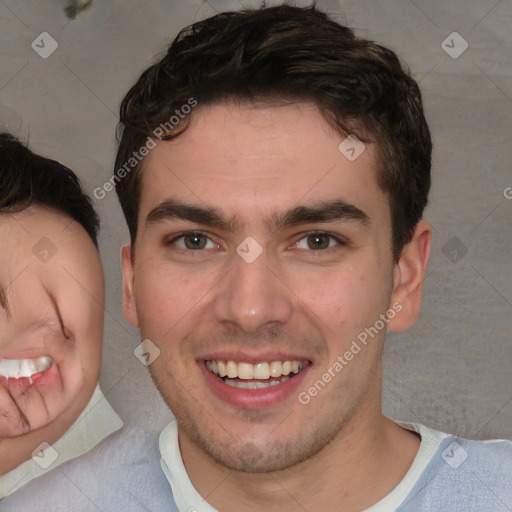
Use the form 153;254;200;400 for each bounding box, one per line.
179;401;421;512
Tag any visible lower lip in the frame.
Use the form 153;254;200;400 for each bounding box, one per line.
199;361;310;410
0;363;59;395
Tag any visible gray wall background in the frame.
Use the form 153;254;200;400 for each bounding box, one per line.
1;0;511;440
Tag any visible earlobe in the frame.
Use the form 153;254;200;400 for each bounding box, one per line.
120;245;139;328
387;220;432;331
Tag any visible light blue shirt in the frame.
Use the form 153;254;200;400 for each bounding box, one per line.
395;424;512;511
0;426;175;511
159;418;512;512
2;418;510;511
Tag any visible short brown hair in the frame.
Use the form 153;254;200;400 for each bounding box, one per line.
114;3;431;261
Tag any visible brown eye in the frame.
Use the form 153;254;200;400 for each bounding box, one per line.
294;232;345;252
306;233;330;250
168;232;218;251
183;233;208;250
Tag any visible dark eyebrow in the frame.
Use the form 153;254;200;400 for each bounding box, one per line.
267;200;370;231
145;199;238;231
144;198;370;232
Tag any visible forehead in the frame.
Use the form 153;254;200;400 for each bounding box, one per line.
138;101;387;227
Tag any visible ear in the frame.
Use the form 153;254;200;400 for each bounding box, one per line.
120;245;139;328
387;220;432;331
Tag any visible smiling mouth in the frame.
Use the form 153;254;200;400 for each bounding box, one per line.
205;359;308;389
0;356;54;385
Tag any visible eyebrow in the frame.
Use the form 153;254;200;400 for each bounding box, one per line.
146;199;236;231
145;198;370;232
270;200;370;230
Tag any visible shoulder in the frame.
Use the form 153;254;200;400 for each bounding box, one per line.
439;435;512;478
400;433;512;511
1;426;178;512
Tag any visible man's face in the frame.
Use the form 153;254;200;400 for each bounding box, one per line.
123;101;404;472
0;206;103;441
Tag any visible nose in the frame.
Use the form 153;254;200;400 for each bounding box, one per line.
212;249;294;334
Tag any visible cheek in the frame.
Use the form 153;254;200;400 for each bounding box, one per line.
135;265;210;337
287;263;389;335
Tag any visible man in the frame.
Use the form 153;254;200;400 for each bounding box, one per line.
114;3;511;511
0;133;123;498
4;3;510;511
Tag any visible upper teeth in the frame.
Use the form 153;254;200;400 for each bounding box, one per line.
0;356;53;379
206;360;305;379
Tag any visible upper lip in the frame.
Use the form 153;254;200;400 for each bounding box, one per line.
198;350;312;364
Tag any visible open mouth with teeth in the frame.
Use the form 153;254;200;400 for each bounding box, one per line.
0;354;62;437
204;359;308;390
200;357;311;409
0;356;55;390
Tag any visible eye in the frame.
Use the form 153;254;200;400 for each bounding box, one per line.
294;232;344;251
169;232;218;250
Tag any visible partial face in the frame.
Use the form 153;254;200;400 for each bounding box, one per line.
123;101;404;472
0;206;103;440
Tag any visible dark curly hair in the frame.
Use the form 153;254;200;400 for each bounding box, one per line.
0;132;100;247
114;2;431;262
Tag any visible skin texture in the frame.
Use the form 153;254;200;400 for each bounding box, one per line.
122;100;432;511
0;206;104;475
